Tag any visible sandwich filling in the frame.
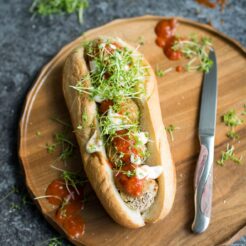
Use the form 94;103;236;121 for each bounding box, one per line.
72;37;163;213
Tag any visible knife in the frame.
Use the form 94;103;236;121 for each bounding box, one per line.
192;50;217;234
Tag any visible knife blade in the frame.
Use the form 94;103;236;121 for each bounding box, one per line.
192;50;217;234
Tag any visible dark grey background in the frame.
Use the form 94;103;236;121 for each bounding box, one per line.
0;0;245;245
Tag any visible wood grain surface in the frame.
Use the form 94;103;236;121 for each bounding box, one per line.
19;16;246;246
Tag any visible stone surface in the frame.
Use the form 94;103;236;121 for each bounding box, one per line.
0;0;245;245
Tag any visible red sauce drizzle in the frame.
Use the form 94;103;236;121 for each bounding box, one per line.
176;65;183;72
196;0;216;8
115;164;144;197
112;129;141;164
99;99;113;114
155;19;182;61
46;179;85;238
196;0;227;10
46;179;69;205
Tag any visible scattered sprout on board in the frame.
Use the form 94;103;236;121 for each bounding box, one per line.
46;132;75;162
50;116;72;128
165;124;178;142
222;109;244;140
155;67;173;77
217;144;242;166
137;36;145;46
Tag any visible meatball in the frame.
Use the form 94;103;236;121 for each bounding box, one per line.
120;179;158;213
119;99;139;124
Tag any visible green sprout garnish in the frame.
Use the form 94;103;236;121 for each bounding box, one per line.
155;67;173;77
120;169;136;177
165;124;178;141
61;170;87;194
51;165;87;196
46;132;75;161
0;186;19;204
46;143;57;153
172;35;213;73
50;116;72;128
226;130;239;140
71;39;149;103
222;110;243;127
222;110;244;140
10;203;21;210
217;144;242;166
98;112;138;141
137;36;145;46
0;186;33;211
36;237;63;246
55;133;75;160
48;237;63;246
29;0;89;24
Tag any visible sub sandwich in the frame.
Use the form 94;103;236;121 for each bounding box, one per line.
62;37;176;228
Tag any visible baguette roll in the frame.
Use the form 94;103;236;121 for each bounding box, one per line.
63;37;176;228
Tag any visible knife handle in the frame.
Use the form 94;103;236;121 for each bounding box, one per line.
192;135;214;233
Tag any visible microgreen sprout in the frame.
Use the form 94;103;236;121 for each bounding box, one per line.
165;124;178;141
172;35;213;73
46;132;75;162
48;237;63;246
35;237;63;246
51;165;87;196
46;143;57;153
119;169;136;178
155;67;173;77
71;39;149;102
0;186;19;204
0;186;33;211
217;144;243;166
36;131;42;137
34;195;62;202
222;110;243;127
137;36;145;46
222;110;244;140
30;0;89;24
50;116;72;128
10;203;21;210
61;170;87;195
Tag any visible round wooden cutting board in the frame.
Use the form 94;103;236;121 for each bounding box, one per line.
19;16;246;246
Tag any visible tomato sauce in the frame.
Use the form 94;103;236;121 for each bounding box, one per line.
46;179;69;206
155;19;182;61
164;37;182;61
176;65;183;72
196;0;216;8
112;130;140;164
115;164;144;197
63;216;85;238
99;100;113;114
46;178;85;238
196;0;227;11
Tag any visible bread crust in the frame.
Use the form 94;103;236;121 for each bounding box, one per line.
62;37;176;228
